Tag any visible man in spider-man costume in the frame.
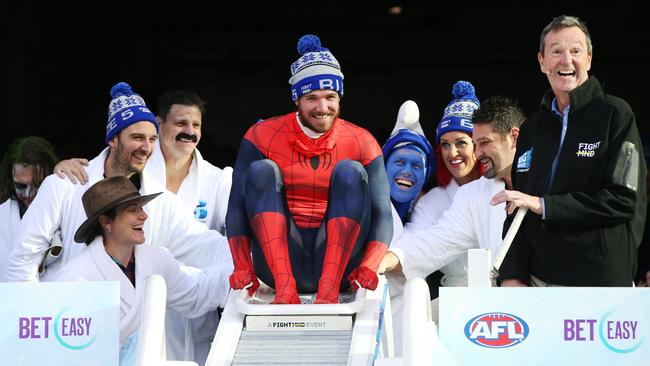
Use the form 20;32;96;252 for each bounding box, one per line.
226;34;393;304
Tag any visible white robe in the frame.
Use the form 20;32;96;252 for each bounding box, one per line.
52;237;231;346
5;147;233;282
146;141;233;364
0;199;21;280
406;179;468;286
146;141;232;233
390;177;506;281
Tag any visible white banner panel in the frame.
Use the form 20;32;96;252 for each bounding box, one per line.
439;287;650;366
0;281;120;365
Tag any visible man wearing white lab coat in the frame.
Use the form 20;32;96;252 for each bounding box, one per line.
147;90;232;365
147;89;232;234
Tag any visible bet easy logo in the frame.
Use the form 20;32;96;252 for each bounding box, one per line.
464;312;529;348
18;308;96;350
564;311;643;353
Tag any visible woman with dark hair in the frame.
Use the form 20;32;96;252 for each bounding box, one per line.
0;136;59;279
53;176;230;364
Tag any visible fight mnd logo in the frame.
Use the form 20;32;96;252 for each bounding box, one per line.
563;309;644;353
464;312;529;348
18;307;97;350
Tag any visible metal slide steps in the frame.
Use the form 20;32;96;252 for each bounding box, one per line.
206;277;392;366
232;329;352;365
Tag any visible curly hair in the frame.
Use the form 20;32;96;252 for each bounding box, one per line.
540;15;592;55
0;136;60;202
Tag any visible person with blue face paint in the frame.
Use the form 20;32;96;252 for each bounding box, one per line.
382;100;434;225
385;146;427;221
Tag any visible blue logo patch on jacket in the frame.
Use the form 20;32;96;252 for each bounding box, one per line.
517;148;533;172
194;199;208;223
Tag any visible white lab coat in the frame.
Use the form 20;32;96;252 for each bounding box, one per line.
390;176;506;280
6;147;232;282
0;199;21;280
146;141;232;233
147;142;233;365
406;179;468;287
52;237;231;346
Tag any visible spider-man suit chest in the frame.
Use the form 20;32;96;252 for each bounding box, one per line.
244;113;380;228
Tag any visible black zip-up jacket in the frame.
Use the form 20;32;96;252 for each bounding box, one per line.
500;76;647;286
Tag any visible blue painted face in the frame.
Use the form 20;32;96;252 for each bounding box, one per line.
386;147;426;203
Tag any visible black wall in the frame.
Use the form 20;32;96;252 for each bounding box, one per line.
2;1;649;167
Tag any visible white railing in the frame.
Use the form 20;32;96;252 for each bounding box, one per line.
135;274;198;366
467;207;528;288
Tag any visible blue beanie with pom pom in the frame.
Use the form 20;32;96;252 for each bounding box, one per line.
289;34;344;101
105;82;159;144
435;81;480;145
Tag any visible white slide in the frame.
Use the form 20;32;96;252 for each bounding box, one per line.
206;276;393;365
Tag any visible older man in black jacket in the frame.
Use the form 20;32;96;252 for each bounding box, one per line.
492;15;647;287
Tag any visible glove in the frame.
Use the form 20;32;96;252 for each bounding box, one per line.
348;266;378;291
229;269;260;296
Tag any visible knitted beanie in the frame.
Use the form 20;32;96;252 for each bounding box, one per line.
435;80;480;145
105;82;158;144
289;34;344;101
382;100;435;184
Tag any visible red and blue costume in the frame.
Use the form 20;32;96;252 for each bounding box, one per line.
226;112;393;303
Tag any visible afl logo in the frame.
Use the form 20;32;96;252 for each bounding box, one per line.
464;312;529;348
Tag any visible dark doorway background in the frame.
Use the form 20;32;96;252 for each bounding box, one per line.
2;1;649;168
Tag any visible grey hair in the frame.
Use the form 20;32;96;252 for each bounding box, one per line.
539;15;592;54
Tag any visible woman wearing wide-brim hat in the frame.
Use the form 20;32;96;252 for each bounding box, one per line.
53;176;229;363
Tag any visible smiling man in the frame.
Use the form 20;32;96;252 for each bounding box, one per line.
493;15;647;287
149;90;232;234
226;34;393;304
146;90;232;365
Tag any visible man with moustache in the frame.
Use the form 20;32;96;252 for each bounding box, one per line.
6;83;233;295
380;96;525;286
226;34;393;304
147;90;232;365
148;89;232;235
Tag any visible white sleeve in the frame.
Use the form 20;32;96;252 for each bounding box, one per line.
161;244;233;318
6;176;66;282
406;187;449;232
156;191;231;270
390;190;477;280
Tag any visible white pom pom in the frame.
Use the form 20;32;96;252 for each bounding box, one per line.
397;100;419;128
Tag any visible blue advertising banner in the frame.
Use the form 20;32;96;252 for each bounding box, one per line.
439;288;650;365
0;281;120;365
